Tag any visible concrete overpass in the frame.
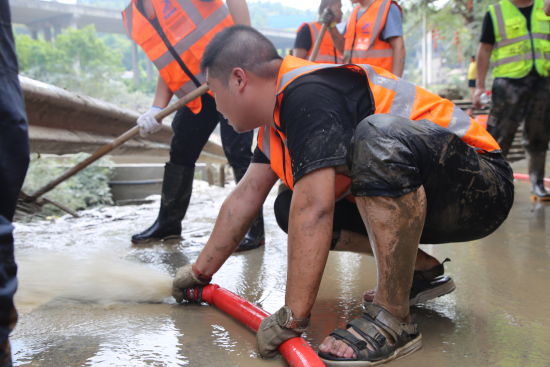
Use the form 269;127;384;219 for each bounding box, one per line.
10;0;295;85
9;0;295;49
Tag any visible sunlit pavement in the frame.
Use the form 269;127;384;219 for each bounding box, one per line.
10;173;550;366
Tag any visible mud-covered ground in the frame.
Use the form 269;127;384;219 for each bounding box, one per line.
11;170;550;366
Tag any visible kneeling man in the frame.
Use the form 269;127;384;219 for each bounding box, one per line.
172;25;514;365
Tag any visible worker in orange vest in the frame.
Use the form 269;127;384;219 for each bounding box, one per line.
172;26;514;364
122;0;265;250
293;0;344;63
340;0;406;76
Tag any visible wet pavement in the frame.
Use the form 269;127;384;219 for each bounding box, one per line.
11;175;550;366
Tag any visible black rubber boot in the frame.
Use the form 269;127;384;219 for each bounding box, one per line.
528;151;550;201
131;163;194;244
233;167;265;252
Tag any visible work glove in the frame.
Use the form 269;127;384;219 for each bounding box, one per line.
257;306;308;358
137;106;163;137
172;264;211;303
319;8;335;27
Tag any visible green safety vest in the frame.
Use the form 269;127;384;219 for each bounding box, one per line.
489;0;550;78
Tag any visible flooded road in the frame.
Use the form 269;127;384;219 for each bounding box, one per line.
11;178;550;366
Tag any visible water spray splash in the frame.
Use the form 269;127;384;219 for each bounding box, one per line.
15;251;173;313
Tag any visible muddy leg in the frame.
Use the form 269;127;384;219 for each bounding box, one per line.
333;230;438;271
319;187;426;358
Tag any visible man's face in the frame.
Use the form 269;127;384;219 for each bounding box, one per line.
206;70;259;133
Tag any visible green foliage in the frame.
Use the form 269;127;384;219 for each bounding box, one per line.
402;0;497;94
22;154;115;216
15;25;153;111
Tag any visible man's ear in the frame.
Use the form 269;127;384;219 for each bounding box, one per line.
230;67;247;92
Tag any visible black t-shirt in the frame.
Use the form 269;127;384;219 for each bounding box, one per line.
253;68;374;184
294;23;313;51
480;5;533;44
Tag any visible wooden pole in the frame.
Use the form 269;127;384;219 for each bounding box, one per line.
25;84;209;203
308;23;329;62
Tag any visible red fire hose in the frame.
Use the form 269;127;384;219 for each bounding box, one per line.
199;284;325;367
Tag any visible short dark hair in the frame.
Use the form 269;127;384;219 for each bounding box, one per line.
201;25;282;84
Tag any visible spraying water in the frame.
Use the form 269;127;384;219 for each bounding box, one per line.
15;250;173;313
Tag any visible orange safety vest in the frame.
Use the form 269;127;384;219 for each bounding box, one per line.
344;0;398;71
122;0;233;112
257;56;500;196
301;22;342;63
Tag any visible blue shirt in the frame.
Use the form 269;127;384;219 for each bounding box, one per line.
355;3;403;41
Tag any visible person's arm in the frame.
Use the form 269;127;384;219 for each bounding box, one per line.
328;26;345;54
388;36;405;77
152;76;174;108
293;48;308;59
293;24;312;60
545;0;550;15
474;42;493;109
136;76;173;136
285;167;336;319
226;0;250;26
193;163;278;276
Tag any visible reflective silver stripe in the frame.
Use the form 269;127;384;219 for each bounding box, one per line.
350;48;393;59
154;5;230;69
447;106;471;138
534;52;550;61
495;34;531;48
260;126;271;160
368;0;390;49
491;52;532;67
175;0;203;25
309;23;319;41
361;64;416;118
277;63;333;94
361;64;398;91
174;74;206;97
494;2;507;40
389;81;415;118
532;33;550;42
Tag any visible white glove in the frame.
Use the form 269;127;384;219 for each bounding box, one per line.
137;106;163;137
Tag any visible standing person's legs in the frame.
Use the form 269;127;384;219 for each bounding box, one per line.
522;75;550;200
219;118;264;251
0;219;18;367
0;49;30;367
132;95;220;244
487;76;531;156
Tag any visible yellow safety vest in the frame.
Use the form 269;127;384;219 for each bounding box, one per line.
489;0;550;78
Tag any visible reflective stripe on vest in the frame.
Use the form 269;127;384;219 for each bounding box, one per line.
489;0;550;78
305;22;342;63
122;0;233;110
343;0;394;71
260;56;500;190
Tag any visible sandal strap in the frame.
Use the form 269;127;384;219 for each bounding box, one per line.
363;304;418;340
330;329;368;356
347;317;385;350
326;305;420;363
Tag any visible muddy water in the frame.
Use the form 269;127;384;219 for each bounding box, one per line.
11;179;550;366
